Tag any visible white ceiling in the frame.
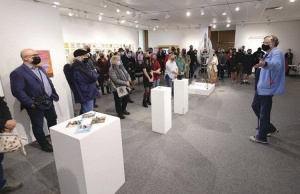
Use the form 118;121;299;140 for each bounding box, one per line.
22;0;300;30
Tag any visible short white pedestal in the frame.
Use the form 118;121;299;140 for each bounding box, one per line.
50;112;125;194
174;79;189;114
188;82;215;96
151;86;172;134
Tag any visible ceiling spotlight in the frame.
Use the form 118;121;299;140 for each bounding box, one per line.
235;4;240;11
165;12;170;19
201;8;204;15
68;9;73;16
99;15;102;21
53;2;60;5
127;11;131;15
116;8;120;12
99;13;104;15
153;27;156;31
121;17;126;23
101;0;107;8
186;10;191;17
135;21;138;23
135;24;138;28
290;0;295;2
226;24;230;27
213;24;216;28
227;20;231;23
222;12;226;16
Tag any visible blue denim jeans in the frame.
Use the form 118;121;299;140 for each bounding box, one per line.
165;74;173;96
152;79;160;88
251;91;276;141
0;154;6;189
80;99;94;114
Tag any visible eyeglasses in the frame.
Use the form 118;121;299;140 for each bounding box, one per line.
26;54;39;57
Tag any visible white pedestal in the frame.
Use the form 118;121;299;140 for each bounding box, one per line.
50;112;125;194
188;82;215;96
151;86;172;134
174;79;189;114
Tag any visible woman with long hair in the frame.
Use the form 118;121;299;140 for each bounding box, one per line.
142;55;153;108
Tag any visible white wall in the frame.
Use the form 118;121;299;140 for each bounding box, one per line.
148;28;208;50
0;0;73;143
138;30;145;51
61;16;139;50
235;21;300;64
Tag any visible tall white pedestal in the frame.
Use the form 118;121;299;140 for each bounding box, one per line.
50;112;125;194
174;79;189;114
151;86;172;134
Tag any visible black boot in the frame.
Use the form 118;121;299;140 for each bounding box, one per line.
143;101;148;108
147;98;151;105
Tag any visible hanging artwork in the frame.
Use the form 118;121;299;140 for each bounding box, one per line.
36;50;54;77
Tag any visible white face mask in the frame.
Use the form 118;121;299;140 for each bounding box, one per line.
116;60;122;66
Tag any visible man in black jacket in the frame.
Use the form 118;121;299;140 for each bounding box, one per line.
0;97;23;193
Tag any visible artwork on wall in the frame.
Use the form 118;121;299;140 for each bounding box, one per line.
36;50;54;77
63;42;135;57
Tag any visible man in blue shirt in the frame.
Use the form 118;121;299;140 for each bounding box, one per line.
249;35;285;144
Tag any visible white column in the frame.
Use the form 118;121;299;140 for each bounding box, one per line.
174;79;189;114
50;112;125;194
151;86;172;134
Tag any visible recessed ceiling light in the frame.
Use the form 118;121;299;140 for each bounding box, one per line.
290;0;295;2
235;3;240;11
99;15;102;21
222;12;226;16
127;11;130;15
135;24;138;28
201;8;204;15
116;8;120;12
53;2;60;5
186;11;191;17
226;24;230;27
213;25;216;28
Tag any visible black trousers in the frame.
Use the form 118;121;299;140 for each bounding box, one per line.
25;104;57;147
113;91;129;115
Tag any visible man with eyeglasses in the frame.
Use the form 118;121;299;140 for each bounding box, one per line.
249;35;285;144
10;49;59;152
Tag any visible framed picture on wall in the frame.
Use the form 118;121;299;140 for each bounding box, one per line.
64;43;69;48
36;50;54;77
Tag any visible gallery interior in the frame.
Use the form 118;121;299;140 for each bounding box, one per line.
0;0;300;193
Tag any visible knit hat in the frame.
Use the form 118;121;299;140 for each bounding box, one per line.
73;49;88;57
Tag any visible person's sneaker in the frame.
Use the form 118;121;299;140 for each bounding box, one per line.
122;110;130;115
249;135;268;144
0;182;23;193
267;129;279;137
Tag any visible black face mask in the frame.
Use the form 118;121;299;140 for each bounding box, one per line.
83;58;89;63
261;44;270;52
32;56;41;65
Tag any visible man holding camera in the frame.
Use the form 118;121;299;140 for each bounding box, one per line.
10;48;59;152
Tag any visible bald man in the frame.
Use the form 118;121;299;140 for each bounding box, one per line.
10;49;59;152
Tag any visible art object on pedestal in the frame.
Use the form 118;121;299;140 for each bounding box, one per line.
191;32;213;85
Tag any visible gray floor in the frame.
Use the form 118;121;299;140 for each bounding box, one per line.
3;75;300;194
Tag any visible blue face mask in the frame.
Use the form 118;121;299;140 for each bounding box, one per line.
116;60;122;66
